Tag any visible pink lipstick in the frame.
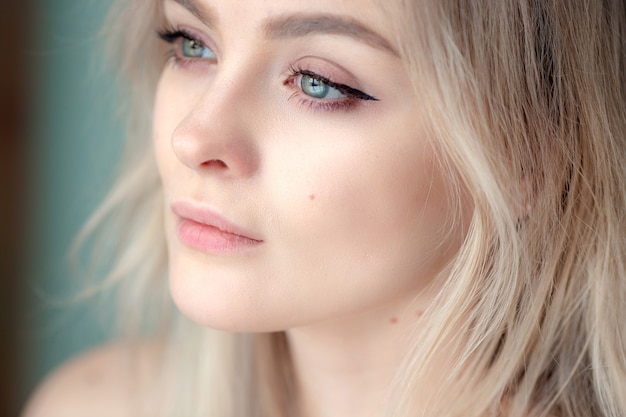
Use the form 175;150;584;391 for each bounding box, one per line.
172;202;263;254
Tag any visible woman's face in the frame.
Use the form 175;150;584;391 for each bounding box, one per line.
154;0;471;331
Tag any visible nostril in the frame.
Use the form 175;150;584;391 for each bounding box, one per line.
201;159;228;169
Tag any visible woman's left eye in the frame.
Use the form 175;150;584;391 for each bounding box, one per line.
291;69;378;104
300;73;347;100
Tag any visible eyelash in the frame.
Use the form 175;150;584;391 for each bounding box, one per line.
156;27;378;112
285;66;378;112
158;27;212;67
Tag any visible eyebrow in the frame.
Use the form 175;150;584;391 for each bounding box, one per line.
171;0;217;27
170;0;399;56
264;14;398;56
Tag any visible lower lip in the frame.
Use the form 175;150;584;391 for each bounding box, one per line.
176;218;262;254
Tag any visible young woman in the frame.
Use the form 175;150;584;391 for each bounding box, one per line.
24;0;626;416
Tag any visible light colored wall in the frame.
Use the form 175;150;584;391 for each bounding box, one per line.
20;0;121;403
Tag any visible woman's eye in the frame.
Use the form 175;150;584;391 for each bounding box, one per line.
157;29;216;61
290;69;379;105
300;74;347;100
181;37;216;59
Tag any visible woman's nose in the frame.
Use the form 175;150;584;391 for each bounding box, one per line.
171;81;261;179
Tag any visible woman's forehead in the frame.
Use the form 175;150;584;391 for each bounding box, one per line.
160;0;405;42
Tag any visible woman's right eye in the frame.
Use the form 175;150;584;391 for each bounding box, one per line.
180;37;215;59
158;29;217;61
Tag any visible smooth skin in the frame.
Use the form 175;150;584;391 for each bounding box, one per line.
158;0;465;332
156;1;471;416
24;1;472;416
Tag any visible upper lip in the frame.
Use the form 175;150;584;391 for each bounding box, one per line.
171;201;263;242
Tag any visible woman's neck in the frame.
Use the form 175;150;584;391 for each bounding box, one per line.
285;292;430;417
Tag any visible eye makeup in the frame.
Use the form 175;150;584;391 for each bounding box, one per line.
285;65;378;112
158;26;217;69
156;26;379;113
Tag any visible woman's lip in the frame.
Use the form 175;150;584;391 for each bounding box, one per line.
171;202;263;243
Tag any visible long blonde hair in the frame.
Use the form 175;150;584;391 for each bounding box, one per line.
86;0;626;416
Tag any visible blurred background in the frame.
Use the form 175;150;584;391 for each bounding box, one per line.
1;0;122;414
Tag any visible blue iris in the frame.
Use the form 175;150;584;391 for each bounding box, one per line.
181;38;216;59
300;74;346;99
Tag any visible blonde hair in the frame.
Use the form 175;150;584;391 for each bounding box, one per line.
85;0;626;416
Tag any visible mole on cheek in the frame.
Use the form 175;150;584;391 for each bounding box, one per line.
389;317;398;324
308;194;316;201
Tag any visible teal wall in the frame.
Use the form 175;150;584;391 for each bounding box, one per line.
20;0;121;404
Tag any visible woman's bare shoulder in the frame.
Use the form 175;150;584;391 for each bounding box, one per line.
22;341;161;417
